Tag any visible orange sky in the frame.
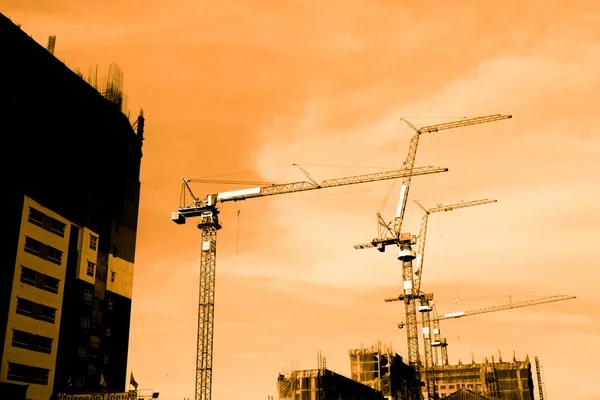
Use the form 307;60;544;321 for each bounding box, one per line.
4;1;600;399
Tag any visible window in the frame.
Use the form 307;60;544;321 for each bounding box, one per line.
112;245;118;258
20;266;59;294
108;298;113;310
78;344;87;358
50;219;66;237
83;288;93;305
39;305;56;323
7;362;49;385
103;350;109;364
81;316;90;331
110;271;116;283
449;385;455;390
47;246;63;265
75;375;85;387
24;237;63;266
89;234;97;251
106;324;111;336
28;207;44;227
16;297;34;318
43;275;59;294
87;261;95;277
20;266;37;286
24;236;41;256
12;330;53;354
28;207;66;238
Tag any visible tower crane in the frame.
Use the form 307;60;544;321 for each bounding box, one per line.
354;114;512;394
171;164;448;400
382;198;497;399
414;199;497;399
386;294;577;366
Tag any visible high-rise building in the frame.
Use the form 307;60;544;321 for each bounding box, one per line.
0;12;144;400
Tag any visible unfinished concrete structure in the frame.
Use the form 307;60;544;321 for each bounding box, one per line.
349;342;419;400
431;355;534;399
277;368;384;400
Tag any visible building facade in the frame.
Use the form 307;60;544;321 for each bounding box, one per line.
0;12;144;400
277;368;385;400
349;343;420;400
432;356;535;400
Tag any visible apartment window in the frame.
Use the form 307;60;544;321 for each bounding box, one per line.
440;386;446;390
16;297;34;318
16;298;55;323
24;236;63;266
103;350;109;364
110;271;116;283
28;207;45;227
43;275;59;294
12;329;53;354
20;266;37;286
83;288;93;305
20;266;59;294
7;362;50;385
449;385;455;390
89;234;98;251
81;316;90;331
467;384;473;388
78;344;87;358
108;298;113;310
47;246;63;265
24;236;41;256
28;207;66;238
87;261;95;277
50;218;66;237
39;305;56;323
106;324;111;336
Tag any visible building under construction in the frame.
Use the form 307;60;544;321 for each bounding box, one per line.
431;355;535;400
349;342;419;400
277;368;385;400
0;12;144;400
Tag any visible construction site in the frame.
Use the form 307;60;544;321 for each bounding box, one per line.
171;116;576;400
3;9;585;400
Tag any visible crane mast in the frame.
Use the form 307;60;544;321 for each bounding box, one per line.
535;356;544;400
172;164;449;400
403;198;498;399
354;113;512;398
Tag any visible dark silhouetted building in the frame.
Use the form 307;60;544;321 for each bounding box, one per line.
0;12;144;400
349;342;420;400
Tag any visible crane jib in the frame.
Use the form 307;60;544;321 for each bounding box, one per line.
214;165;448;204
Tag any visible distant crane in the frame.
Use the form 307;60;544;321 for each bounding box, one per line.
387;295;577;366
354;114;513;395
171;164;448;400
412;198;497;399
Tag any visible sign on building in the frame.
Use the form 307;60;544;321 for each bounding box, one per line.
58;392;137;400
